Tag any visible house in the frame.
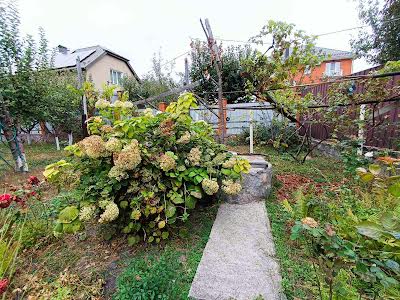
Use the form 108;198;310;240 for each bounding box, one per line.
292;47;355;84
53;45;140;88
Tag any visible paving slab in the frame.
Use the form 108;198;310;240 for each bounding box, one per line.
189;202;283;300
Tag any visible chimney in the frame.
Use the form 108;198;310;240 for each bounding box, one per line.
57;45;69;54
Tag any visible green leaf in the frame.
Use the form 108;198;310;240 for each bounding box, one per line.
53;222;63;233
388;182;400;197
58;206;79;224
128;235;139;246
161;231;169;239
221;168;232;175
380;213;397;230
120;201;128;209
171;195;184;204
356;221;384;240
368;164;381;175
360;173;374;183
185;196;197;209
165;204;176;218
63;219;82;234
194;175;203;184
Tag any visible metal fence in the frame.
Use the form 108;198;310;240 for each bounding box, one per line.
301;67;400;150
190;102;279;135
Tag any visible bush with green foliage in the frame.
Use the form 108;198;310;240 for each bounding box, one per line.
239;120;302;151
283;158;400;299
44;93;250;244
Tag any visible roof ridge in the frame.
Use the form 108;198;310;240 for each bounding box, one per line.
314;46;353;54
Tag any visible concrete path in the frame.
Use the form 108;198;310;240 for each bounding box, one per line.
189;201;283;300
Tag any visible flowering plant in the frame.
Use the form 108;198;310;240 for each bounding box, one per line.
45;93;250;244
0;176;41;210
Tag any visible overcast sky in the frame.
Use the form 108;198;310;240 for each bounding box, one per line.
19;0;372;78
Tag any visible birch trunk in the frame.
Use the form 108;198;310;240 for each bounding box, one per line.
0;94;29;172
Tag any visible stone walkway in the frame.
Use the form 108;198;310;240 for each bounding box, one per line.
189;201;284;300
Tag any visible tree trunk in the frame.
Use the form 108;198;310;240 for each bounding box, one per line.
0;93;29;172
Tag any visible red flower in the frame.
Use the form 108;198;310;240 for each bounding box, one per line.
27;176;40;186
0;278;9;294
0;194;12;209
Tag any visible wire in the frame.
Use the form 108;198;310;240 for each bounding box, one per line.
315;16;400;37
191;16;400;45
199;70;400;95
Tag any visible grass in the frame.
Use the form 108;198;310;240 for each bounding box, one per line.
113;205;217;300
0;142;65;188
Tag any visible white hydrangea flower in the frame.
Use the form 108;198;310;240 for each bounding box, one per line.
99;202;119;223
201;178;219;195
79;205;96;221
95;99;110;109
123;101;134;109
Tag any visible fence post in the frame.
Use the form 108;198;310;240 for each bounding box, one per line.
357;104;366;155
249;111;254;154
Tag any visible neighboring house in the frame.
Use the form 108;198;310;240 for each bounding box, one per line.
53;45;140;89
291;47;354;84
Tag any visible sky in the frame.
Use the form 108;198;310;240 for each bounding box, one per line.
19;0;372;78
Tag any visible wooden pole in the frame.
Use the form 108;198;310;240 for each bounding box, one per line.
203;18;225;144
249;111;254;154
76;56;88;137
184;57;189;86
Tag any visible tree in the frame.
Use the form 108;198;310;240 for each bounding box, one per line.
190;41;257;103
243;20;400;161
352;0;400;64
0;0;31;171
0;0;81;169
122;51;178;104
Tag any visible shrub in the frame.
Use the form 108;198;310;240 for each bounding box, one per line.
239;119;302;151
284;158;400;299
45;93;250;244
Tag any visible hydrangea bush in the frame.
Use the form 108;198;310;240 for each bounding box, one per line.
44;93;250;244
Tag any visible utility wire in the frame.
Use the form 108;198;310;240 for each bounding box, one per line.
191;16;400;45
199;70;400;95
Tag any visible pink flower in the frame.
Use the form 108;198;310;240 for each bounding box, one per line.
27;176;40;186
0;278;9;294
0;194;12;209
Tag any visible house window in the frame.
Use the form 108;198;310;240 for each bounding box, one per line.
110;69;124;85
325;62;342;76
304;66;312;75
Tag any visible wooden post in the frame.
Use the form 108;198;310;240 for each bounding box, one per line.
76;57;88;137
203;18;225;144
249;111;254;154
184;57;189;86
357;104;366;155
68;132;73;145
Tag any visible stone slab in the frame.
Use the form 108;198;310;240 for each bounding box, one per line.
224;156;272;205
189;202;283;300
